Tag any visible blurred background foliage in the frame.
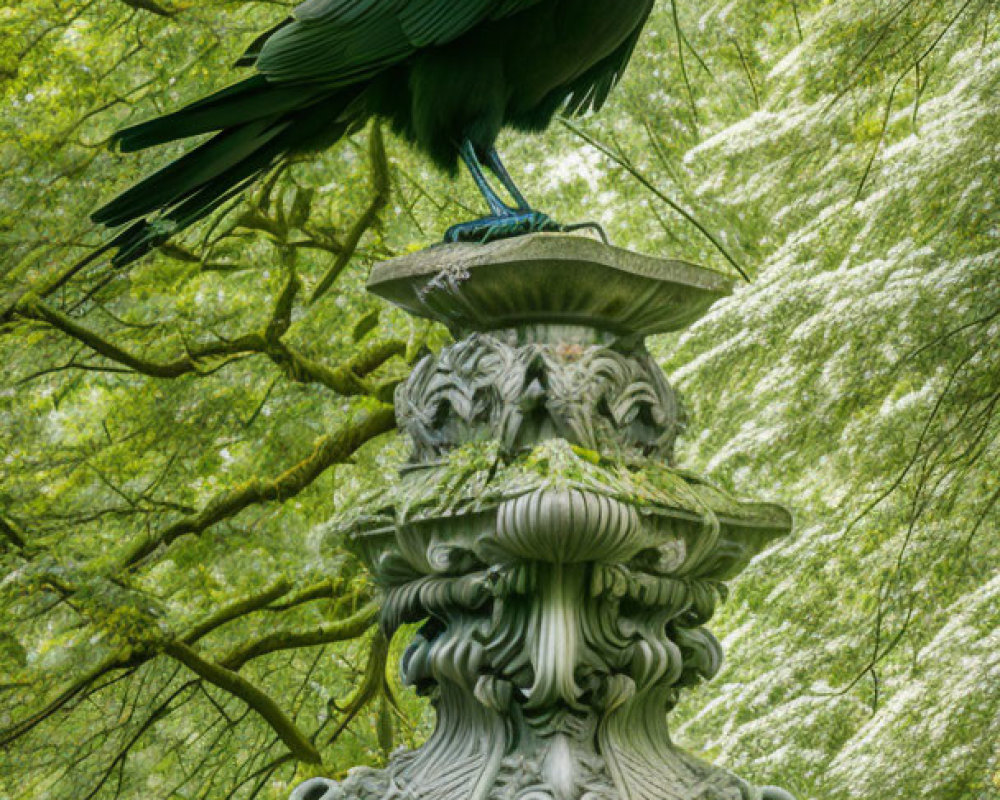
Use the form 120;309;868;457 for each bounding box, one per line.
1;0;997;798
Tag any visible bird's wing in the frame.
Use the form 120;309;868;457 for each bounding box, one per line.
562;2;653;117
255;0;545;85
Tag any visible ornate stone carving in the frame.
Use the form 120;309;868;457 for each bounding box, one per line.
291;236;794;800
396;329;684;462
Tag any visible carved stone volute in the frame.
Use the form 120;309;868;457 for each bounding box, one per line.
291;235;794;800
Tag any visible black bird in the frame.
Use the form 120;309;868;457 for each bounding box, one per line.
92;0;655;266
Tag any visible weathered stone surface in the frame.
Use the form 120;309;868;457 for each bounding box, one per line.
292;235;793;800
367;233;733;336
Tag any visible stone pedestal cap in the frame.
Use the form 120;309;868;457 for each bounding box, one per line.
367;233;733;336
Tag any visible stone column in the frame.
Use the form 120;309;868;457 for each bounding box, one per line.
292;235;794;800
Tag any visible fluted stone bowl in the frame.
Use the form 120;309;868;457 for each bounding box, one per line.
334;440;792;578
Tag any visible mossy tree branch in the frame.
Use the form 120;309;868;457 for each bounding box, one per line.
310;123;391;305
117;403;396;568
0;576;371;749
180;578;293;645
14;291;405;395
118;0;174;16
218;601;379;671
163;641;322;764
0;514;28;552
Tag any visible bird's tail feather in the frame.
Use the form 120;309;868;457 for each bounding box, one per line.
93;117;292;227
111;75;326;152
108;162;272;268
92;83;361;269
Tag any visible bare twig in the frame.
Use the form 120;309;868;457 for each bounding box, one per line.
561;119;750;281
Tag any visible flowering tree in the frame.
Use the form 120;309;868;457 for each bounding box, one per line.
1;0;997;798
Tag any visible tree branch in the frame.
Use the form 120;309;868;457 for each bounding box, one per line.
218;600;378;670
181;579;293;645
82;676;194;800
561;119;750;281
118;0;174;17
16;293;239;378
15;293;405;395
670;0;700;127
321;630;389;746
0;577;369;747
163;642;322;764
0;654;143;748
310;123;390;304
265;580;338;611
0;513;28;552
117;403;396;568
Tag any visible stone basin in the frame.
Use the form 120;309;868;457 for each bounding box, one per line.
367;233;734;336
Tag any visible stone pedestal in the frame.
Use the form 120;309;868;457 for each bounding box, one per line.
292;235;793;800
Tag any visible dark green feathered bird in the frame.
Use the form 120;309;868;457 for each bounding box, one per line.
92;0;655;265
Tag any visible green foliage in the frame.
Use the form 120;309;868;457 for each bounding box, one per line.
1;0;997;798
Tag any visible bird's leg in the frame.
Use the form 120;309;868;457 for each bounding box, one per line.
482;147;530;211
444;139;610;245
459;139;510;217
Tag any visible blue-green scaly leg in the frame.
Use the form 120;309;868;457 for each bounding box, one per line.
483;147;530;211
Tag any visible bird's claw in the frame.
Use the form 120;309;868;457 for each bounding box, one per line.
560;220;610;244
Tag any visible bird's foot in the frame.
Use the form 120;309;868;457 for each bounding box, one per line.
444;210;561;243
444;212;608;244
